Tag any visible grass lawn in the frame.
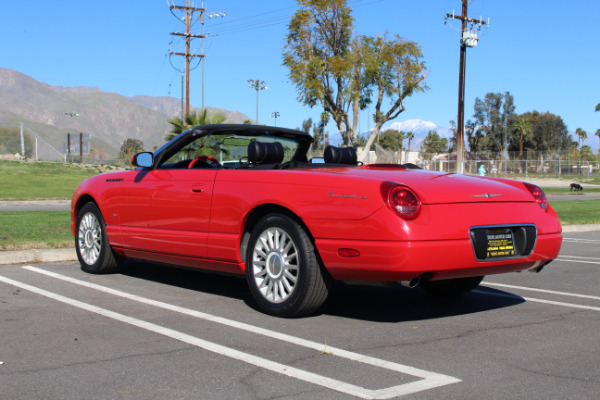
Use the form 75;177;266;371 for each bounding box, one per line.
0;211;73;250
550;200;600;226
0;160;115;200
541;186;600;195
0;161;597;250
0;201;597;251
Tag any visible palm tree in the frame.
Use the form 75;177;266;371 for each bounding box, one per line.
595;129;600;155
514;118;532;157
575;128;587;149
406;131;414;152
165;109;226;142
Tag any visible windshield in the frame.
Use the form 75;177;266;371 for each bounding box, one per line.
160;134;301;169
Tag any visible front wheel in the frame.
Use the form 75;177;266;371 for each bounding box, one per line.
75;202;121;274
419;276;484;296
246;214;331;317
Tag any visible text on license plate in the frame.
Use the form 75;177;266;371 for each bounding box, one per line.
486;229;515;258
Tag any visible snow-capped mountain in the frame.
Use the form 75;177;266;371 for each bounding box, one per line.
382;119;439;134
346;119;452;150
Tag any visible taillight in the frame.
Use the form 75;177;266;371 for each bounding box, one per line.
524;182;548;211
382;182;421;219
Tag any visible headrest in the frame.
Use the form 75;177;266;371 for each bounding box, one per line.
247;141;285;165
323;145;357;165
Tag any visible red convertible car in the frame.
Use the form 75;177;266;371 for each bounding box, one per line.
72;124;562;316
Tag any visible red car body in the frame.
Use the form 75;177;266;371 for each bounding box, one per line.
71;125;562;316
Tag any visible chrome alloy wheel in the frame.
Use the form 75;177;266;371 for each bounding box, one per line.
78;211;102;265
251;227;299;303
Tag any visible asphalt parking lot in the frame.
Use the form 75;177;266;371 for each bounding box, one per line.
0;231;598;399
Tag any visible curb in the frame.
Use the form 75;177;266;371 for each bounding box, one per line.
1;223;599;265
0;248;77;265
561;224;600;233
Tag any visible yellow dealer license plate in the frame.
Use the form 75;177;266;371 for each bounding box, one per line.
485;228;515;258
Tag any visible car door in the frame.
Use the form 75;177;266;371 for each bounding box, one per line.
118;167;217;258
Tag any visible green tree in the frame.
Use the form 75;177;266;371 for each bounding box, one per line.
311;121;325;151
575;128;587;149
356;134;367;148
581;145;593;161
596;103;600;112
378;129;404;151
519;111;571;152
472;92;516;152
406;131;414;152
513;118;532;157
595;129;600;154
358;34;427;159
463;120;486;152
299;118;312;133
420;130;447;157
165;109;226;142
283;0;427;154
119;138;144;159
283;0;356;144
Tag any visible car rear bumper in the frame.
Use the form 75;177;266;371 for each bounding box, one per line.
315;232;563;281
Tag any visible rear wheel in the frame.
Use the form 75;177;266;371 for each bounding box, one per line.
75;202;121;274
246;214;331;317
419;276;484;296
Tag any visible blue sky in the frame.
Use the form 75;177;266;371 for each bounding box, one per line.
2;0;599;150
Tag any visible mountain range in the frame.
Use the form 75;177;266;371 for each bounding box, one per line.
0;67;452;159
0;68;253;160
378;120;452;150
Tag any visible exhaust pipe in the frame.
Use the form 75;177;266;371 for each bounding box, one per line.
400;277;420;288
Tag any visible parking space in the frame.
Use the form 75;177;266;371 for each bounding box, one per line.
1;232;598;399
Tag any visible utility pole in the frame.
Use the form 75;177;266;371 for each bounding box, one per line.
169;0;205;115
445;1;489;174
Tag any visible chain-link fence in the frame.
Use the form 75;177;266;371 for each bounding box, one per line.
0;123;126;166
359;145;599;178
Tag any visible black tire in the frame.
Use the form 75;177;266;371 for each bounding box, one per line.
75;202;121;274
419;276;484;296
246;213;331;317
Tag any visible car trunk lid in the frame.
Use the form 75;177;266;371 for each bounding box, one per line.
317;166;535;204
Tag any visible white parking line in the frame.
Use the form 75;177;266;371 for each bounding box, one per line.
556;255;600;265
2;267;461;399
483;282;600;301
558;255;600;261
474;289;600;312
562;237;600;244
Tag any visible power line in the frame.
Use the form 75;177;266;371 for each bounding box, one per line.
206;0;381;37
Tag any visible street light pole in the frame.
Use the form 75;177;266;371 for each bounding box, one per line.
247;79;267;123
271;111;280;126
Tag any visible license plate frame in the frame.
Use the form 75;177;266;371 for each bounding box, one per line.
469;224;537;261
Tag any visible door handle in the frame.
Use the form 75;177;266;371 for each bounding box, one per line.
191;184;205;193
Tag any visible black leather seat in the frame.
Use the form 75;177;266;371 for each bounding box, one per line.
323;145;357;165
247;141;285;166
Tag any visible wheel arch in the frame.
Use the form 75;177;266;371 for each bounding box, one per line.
75;194;98;213
240;203;315;266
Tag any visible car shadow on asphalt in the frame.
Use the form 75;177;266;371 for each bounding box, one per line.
119;259;525;322
321;282;525;322
119;259;250;301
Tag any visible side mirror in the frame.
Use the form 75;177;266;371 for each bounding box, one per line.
131;152;153;168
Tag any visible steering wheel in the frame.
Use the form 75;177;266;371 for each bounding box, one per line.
188;155;222;169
